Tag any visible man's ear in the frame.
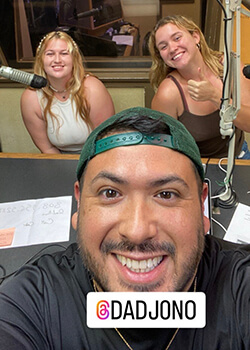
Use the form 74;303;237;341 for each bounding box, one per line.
201;182;210;235
72;181;80;230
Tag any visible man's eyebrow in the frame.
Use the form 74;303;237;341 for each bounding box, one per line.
91;171;129;185
149;176;189;189
91;172;189;189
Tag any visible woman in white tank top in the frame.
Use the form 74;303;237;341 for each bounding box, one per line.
21;31;115;154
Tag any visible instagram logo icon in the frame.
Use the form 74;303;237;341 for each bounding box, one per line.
96;300;110;320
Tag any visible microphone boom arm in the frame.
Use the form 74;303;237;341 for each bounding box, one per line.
219;0;250;202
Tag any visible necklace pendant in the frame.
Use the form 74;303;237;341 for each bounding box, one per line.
49;85;68;99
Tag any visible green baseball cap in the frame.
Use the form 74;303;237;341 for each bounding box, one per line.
76;107;204;181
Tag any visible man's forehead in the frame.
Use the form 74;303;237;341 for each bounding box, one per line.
84;144;193;181
76;107;204;182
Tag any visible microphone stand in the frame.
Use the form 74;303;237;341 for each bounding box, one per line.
218;0;250;205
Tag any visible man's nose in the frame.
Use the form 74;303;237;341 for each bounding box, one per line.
118;198;157;244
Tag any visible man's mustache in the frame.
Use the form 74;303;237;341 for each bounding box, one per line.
101;239;176;257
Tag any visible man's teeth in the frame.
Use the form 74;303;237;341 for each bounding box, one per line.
116;255;163;273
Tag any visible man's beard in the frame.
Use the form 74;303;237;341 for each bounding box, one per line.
77;220;205;292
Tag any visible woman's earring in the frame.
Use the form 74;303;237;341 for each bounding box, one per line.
197;43;201;50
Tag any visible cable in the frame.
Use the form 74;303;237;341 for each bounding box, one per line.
213;182;238;209
211;183;230;200
216;0;231;110
216;0;227;17
203;157;211;178
211;156;238;209
0;243;67;285
212;217;227;233
217;157;228;174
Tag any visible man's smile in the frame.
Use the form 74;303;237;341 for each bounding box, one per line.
116;254;164;273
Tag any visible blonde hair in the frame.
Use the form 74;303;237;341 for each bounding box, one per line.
148;15;224;91
34;31;93;129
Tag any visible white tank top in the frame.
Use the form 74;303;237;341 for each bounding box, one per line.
36;90;91;153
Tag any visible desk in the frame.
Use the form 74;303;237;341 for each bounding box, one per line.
0;153;79;279
203;158;250;238
0;154;249;281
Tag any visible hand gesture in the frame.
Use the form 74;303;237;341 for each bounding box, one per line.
187;67;220;105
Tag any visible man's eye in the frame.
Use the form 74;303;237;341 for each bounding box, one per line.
157;191;175;199
102;189;119;198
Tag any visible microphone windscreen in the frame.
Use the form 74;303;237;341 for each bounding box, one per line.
31;75;47;88
243;65;250;79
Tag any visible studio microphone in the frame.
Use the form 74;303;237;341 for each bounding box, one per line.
71;6;103;20
0;65;47;88
243;65;250;79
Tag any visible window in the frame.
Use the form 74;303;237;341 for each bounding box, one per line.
0;0;206;71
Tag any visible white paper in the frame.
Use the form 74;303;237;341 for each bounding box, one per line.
0;196;72;249
224;203;250;244
112;35;133;46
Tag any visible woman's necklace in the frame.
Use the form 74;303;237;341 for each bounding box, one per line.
92;277;197;350
49;85;68;99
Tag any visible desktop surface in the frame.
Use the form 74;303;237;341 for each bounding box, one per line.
0;155;79;278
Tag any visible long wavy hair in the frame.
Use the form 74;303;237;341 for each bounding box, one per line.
34;31;93;129
148;15;224;91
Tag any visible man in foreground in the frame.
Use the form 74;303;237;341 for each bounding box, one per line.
0;107;249;349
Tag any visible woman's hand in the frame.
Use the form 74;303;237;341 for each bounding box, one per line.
187;68;221;108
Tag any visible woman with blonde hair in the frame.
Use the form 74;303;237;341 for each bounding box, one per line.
21;31;115;154
149;15;250;159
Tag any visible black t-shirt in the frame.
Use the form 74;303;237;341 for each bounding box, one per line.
0;236;249;350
